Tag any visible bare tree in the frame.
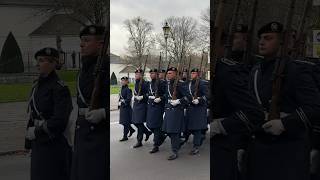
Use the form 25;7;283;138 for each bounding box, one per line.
124;17;155;67
198;7;210;50
37;0;108;25
157;16;199;65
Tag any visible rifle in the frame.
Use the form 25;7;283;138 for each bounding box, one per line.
268;0;296;120
225;0;242;56
187;55;192;80
244;0;258;63
172;45;185;100
155;52;162;97
211;0;226;80
138;53;149;96
291;0;311;58
193;51;205;99
90;24;109;110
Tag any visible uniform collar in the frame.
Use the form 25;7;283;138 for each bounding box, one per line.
81;55;98;71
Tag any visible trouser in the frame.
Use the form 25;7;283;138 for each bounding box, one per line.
150;128;166;147
134;123;150;142
123;124;134;137
191;130;202;147
168;133;181;153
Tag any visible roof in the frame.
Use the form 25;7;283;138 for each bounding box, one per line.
0;0;54;7
29;14;83;37
119;65;138;73
110;53;126;64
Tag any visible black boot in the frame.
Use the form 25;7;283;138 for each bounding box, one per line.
133;141;143;148
119;137;128;142
167;153;178;160
149;146;159;154
190;146;200;155
128;129;135;137
145;131;152;141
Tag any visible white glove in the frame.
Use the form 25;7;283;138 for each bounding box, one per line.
154;98;161;103
148;96;156;99
170;99;181;106
210;118;226;137
118;101;122;106
86;108;106;124
192;99;199;105
120;99;125;103
26;127;36;140
134;96;143;101
262;119;285;135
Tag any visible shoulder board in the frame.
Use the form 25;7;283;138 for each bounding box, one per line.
293;59;315;66
179;80;185;83
221;58;239;66
57;80;66;87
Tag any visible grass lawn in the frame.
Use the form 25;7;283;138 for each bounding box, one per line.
110;83;134;95
0;70;78;103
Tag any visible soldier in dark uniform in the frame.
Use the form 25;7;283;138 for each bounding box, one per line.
226;24;248;63
247;22;320;180
186;68;208;155
132;69;152;148
25;47;73;180
146;69;167;153
211;28;265;180
71;25;108;180
159;69;166;80
162;67;189;160
118;76;135;142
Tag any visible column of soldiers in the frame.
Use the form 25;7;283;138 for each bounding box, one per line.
118;65;209;161
212;22;320;180
25;25;108;180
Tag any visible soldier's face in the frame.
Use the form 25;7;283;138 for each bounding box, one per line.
36;56;57;75
167;71;176;80
121;80;128;86
191;72;198;79
80;36;103;56
135;73;142;80
232;33;247;51
150;72;157;79
159;72;165;79
258;33;281;56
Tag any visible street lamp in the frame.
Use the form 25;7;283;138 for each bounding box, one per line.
162;22;170;63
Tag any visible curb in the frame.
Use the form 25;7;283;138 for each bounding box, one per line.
0;150;29;157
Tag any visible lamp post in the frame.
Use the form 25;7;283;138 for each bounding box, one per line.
162;22;170;64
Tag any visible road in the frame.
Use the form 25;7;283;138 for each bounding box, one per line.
0;110;210;180
110;110;210;180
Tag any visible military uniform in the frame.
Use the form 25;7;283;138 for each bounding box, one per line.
162;67;189;160
118;77;135;141
132;69;152;147
186;69;209;153
71;25;108;180
146;69;167;153
212;58;264;180
25;48;73;180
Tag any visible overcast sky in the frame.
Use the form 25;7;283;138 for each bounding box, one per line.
110;0;209;56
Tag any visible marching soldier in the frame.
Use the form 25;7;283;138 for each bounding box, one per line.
71;25;108;180
132;68;152;148
247;22;320;180
181;69;188;81
146;69;167;153
162;67;189;160
211;27;265;180
118;76;135;141
186;68;209;155
25;47;73;180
